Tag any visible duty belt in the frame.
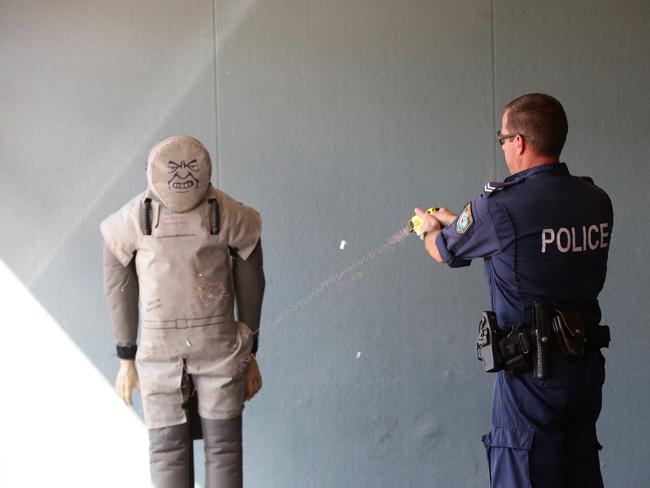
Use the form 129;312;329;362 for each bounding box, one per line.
476;302;611;378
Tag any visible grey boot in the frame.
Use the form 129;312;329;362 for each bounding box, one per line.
149;423;192;488
202;416;243;488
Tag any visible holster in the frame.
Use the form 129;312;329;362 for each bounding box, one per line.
552;308;586;360
476;311;503;372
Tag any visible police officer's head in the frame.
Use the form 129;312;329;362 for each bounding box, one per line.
500;93;568;173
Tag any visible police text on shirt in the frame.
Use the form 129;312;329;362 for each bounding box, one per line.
541;224;609;253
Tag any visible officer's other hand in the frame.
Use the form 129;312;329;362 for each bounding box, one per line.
414;207;441;240
245;356;262;401
433;207;458;227
115;359;140;406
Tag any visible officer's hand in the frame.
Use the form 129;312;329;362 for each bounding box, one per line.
432;207;458;227
245;356;262;401
115;359;140;406
414;208;442;240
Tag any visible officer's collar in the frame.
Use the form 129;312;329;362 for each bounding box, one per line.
505;162;568;182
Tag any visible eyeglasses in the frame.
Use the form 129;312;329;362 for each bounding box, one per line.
497;130;525;146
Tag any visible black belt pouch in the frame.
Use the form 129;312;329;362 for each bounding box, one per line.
552;309;585;360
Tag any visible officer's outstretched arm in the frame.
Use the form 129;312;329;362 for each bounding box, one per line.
414;208;445;263
424;232;445;264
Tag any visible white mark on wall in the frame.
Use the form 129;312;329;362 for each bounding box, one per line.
340;240;346;250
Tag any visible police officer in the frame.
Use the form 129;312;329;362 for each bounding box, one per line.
414;93;612;487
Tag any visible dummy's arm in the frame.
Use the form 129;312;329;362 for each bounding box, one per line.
231;239;265;400
231;239;265;354
103;243;141;405
103;243;139;358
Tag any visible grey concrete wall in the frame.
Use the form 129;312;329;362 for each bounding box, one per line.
1;0;648;486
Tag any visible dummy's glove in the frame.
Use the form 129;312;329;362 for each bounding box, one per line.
115;359;140;406
245;356;262;401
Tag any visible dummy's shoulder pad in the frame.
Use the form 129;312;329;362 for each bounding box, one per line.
100;191;147;267
213;187;260;222
481;179;523;197
213;188;262;260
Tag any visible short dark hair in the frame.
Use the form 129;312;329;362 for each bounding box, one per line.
504;93;568;157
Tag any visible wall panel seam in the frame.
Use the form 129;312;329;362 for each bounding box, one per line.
491;0;497;180
212;0;221;187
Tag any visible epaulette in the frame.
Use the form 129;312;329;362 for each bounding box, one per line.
482;178;523;197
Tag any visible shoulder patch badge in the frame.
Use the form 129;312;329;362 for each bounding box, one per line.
456;202;474;234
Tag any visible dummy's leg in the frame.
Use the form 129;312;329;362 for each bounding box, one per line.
149;423;192;488
202;415;243;488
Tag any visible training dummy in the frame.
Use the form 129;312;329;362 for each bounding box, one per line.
101;135;265;488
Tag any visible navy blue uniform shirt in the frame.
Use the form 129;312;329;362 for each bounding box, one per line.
435;162;613;329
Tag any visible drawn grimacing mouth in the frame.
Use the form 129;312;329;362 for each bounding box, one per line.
172;180;195;190
167;173;199;193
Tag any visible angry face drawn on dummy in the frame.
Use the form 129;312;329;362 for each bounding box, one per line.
147;135;212;213
167;159;200;193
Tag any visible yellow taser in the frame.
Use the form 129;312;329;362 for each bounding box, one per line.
408;207;440;234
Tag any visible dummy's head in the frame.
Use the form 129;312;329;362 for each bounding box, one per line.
146;135;212;212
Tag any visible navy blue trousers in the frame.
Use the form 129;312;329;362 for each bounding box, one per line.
482;349;605;488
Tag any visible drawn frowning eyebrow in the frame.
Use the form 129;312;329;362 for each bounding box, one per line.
167;160;199;173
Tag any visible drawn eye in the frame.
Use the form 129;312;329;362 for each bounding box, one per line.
187;159;199;171
168;161;180;173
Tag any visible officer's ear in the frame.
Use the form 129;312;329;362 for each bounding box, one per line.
516;134;526;155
